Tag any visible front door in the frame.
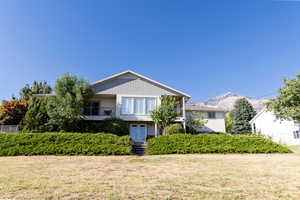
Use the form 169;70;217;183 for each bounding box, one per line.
130;124;147;142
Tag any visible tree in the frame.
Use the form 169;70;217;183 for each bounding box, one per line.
186;111;206;134
20;97;50;132
151;95;178;135
47;73;92;131
20;81;52;101
232;98;256;134
267;73;300;123
225;110;234;133
0;98;28;125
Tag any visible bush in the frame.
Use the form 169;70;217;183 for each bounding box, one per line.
0;133;132;156
77;118;129;136
147;134;291;155
100;118;129;136
164;123;183;135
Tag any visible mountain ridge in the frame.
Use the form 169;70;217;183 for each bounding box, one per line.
190;92;269;112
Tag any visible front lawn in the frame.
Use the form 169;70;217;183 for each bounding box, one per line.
1;154;300;200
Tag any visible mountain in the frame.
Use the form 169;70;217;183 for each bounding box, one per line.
190;92;269;112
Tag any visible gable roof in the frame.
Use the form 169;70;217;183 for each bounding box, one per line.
90;70;191;98
249;107;267;124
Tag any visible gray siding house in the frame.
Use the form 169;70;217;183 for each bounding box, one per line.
85;70;191;142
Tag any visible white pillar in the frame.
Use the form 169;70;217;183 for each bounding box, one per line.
154;123;158;137
115;95;121;118
182;96;186;133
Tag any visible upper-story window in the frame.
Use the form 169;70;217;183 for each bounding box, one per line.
83;101;99;115
121;97;156;115
207;112;216;119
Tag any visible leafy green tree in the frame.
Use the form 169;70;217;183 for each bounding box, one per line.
232;98;256;134
164;123;183;135
21;97;50;132
47;73;92;131
225;110;234;133
267;73;300;123
186;111;206;134
151;95;178;135
0;98;28;125
20;81;52;101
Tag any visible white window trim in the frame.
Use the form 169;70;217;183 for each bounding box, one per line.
121;96;157;116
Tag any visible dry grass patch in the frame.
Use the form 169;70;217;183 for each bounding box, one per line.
0;154;300;200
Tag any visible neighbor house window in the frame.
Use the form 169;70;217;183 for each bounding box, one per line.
293;131;300;139
83;101;99;115
121;97;156;115
207;112;216;119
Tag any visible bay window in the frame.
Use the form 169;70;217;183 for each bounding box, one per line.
121;97;156;115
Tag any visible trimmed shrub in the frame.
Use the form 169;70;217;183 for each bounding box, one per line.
147;134;291;155
164;123;183;135
100;118;129;136
0;133;132;156
76;118;129;136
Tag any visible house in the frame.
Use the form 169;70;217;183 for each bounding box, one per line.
84;70;191;142
185;104;227;132
250;108;300;145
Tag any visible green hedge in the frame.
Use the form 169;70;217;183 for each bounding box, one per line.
0;133;132;156
75;118;129;136
147;134;292;154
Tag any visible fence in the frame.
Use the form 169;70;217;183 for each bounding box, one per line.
0;125;19;133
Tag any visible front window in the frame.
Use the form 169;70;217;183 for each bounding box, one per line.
83;101;99;115
121;97;156;115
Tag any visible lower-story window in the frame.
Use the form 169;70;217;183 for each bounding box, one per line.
83;101;99;115
293;131;300;139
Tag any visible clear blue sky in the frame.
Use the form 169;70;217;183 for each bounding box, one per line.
0;0;299;102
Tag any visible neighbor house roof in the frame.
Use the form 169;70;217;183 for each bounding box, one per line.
186;104;228;112
33;93;56;97
249;107;267;124
90;70;191;98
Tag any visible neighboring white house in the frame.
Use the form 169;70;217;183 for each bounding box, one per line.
83;70;191;142
250;108;300;145
185;104;227;132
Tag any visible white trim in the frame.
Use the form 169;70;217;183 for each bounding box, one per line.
90;70;191;98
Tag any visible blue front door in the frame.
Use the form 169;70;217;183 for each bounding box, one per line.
130;124;147;142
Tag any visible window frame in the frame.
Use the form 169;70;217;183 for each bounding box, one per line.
121;97;157;115
293;131;300;139
207;111;216;119
83;101;100;116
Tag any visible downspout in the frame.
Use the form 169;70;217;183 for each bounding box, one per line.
182;96;186;133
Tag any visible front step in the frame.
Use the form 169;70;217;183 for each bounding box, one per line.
133;142;147;156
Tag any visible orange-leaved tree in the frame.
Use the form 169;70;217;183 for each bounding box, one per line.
0;98;28;125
